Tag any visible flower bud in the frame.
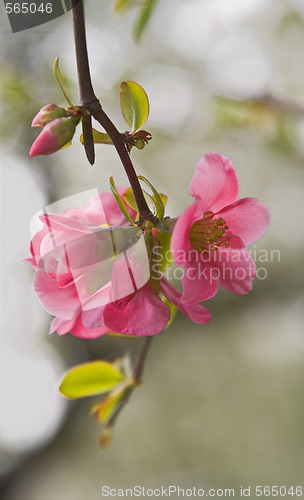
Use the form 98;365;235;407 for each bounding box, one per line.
133;138;145;149
31;104;69;127
29;117;77;157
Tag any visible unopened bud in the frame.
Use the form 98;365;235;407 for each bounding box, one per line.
31;103;69;127
29;117;77;157
133;138;145;149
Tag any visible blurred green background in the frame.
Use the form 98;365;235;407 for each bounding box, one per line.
1;0;304;499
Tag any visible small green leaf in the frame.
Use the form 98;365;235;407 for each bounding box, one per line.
158;193;168;208
123;187;158;216
109;177;136;226
120;81;149;132
80;128;113;145
154;228;172;272
53;58;73;107
162;297;177;328
138;175;165;220
133;0;159;42
94;378;135;424
59;361;125;399
157;217;177;234
60;141;72;150
123;187;139;213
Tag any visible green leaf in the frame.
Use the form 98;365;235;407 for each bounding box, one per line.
123;187;158;217
138;175;165;220
162;297;177;328
123;187;139;213
158;193;167;208
154;228;172;272
53;58;73;107
93;379;135;425
157;217;177;234
133;0;159;42
59;361;125;399
109;177;136;226
80;128;113;145
120;81;149;132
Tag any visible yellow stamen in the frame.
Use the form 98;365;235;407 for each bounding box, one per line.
190;213;231;251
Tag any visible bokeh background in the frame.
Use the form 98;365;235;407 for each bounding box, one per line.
1;0;304;498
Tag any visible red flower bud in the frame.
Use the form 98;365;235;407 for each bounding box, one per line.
29;117;77;157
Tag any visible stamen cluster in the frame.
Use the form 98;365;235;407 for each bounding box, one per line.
190;213;231;251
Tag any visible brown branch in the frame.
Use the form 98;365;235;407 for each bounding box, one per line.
71;0;153;220
133;336;154;382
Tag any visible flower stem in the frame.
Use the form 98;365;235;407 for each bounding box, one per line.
104;336;154;432
71;0;153;219
133;336;154;383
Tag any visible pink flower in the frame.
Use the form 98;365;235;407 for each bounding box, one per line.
28;190;137;338
171;153;270;304
28;190;211;338
29;117;77;157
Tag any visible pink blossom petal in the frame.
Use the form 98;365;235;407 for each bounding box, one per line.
51;230;112;272
23;255;38;268
181;259;219;304
70;320;108;339
34;271;80;320
28;224;51;268
109;238;150;302
189;153;239;213
75;270;112;310
171;203;204;265
161;278;211;324
49;317;76;336
81;306;106;329
103;286;171;336
29;129;59;156
214;244;257;294
50;316;108;339
39;213;93;234
217;197;270;246
64;188;137;227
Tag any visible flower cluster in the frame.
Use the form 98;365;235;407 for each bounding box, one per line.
27;153;269;337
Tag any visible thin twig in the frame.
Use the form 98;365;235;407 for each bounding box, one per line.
104;337;154;431
218;92;304;117
133;336;154;382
